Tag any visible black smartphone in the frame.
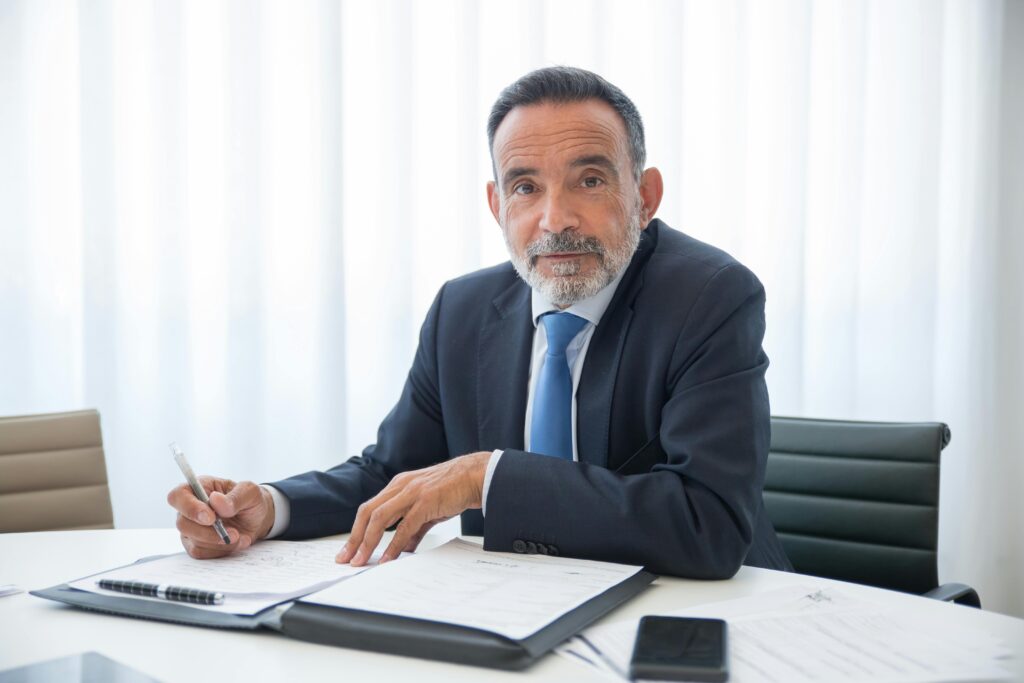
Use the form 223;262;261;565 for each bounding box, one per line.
628;615;728;682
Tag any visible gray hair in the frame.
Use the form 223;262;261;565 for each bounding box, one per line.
487;66;647;182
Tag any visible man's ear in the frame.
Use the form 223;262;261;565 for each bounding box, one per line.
486;181;501;225
638;167;664;227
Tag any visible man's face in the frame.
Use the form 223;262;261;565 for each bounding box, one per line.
487;100;658;308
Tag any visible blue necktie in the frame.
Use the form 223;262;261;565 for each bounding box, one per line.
530;312;588;460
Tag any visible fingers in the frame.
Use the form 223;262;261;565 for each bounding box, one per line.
334;509;365;564
403;516;453;553
198;475;234;495
167;483;215;525
383;517;436;561
210;480;263;519
335;481;402;563
176;513;240;545
170;477;266;560
167;476;236;523
337;487;408;566
353;499;408;566
177;514;251;559
337;456;489;566
181;533;250;560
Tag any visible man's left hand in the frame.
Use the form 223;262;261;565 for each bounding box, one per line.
335;451;491;566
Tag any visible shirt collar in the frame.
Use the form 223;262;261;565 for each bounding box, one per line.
531;266;628;329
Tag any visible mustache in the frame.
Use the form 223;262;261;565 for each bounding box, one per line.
525;232;605;265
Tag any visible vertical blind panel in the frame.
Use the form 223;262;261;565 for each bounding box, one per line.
741;0;813;414
184;0;228;460
801;0;867;420
20;1;84;410
855;0;943;420
339;0;416;454
260;0;324;461
677;0;742;249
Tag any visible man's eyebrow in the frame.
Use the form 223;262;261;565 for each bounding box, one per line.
501;166;537;188
571;154;619;177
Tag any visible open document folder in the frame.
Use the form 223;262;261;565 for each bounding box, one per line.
32;538;655;670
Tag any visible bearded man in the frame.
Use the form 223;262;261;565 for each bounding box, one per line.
168;66;792;578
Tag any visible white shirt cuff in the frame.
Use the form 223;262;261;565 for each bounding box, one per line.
481;450;504;517
262;485;291;539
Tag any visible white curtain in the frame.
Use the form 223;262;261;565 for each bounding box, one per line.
1;0;1021;617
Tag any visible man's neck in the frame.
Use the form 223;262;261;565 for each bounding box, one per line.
531;267;628;329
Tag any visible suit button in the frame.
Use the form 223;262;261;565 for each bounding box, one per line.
547;545;559;556
525;541;537;554
512;539;527;553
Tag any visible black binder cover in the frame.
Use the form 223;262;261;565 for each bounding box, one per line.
31;569;655;670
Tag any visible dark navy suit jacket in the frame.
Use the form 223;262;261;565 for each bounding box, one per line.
272;220;792;578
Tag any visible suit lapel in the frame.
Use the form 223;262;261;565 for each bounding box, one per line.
576;222;659;469
476;221;661;462
477;279;533;452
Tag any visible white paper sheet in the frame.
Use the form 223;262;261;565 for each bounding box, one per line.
70;539;383;615
303;538;644;640
557;585;1013;683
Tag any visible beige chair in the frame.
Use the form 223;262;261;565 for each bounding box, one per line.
0;409;114;532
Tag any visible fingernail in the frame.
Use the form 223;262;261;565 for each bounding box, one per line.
199;511;212;524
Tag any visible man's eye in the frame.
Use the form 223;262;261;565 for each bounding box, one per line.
582;176;604;188
514;183;535;195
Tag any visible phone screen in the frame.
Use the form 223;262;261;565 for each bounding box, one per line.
629;616;727;682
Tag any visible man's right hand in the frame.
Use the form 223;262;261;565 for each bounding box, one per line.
167;477;275;559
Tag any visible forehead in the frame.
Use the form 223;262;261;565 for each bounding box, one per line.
492;99;630;172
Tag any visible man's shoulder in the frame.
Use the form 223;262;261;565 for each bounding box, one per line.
650;221;745;272
436;261;524;312
446;261;518;288
647;221;762;292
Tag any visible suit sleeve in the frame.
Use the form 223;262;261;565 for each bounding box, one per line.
482;263;770;579
268;286;449;539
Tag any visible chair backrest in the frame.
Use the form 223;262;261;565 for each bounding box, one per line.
764;416;949;594
0;409;114;532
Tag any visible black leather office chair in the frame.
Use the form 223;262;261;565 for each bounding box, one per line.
764;416;980;607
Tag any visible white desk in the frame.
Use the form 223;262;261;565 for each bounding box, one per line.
1;529;1022;681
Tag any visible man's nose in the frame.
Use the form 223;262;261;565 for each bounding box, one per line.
537;188;579;234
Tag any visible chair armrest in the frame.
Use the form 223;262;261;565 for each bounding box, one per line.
923;583;981;608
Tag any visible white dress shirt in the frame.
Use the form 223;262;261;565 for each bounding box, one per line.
481;268;626;514
265;268;628;537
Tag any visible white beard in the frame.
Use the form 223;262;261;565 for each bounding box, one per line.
504;211;642;307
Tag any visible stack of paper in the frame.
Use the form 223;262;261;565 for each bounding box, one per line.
558;585;1014;682
70;539;377;614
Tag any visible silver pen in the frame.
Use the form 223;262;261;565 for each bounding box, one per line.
170;442;232;544
97;579;225;605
